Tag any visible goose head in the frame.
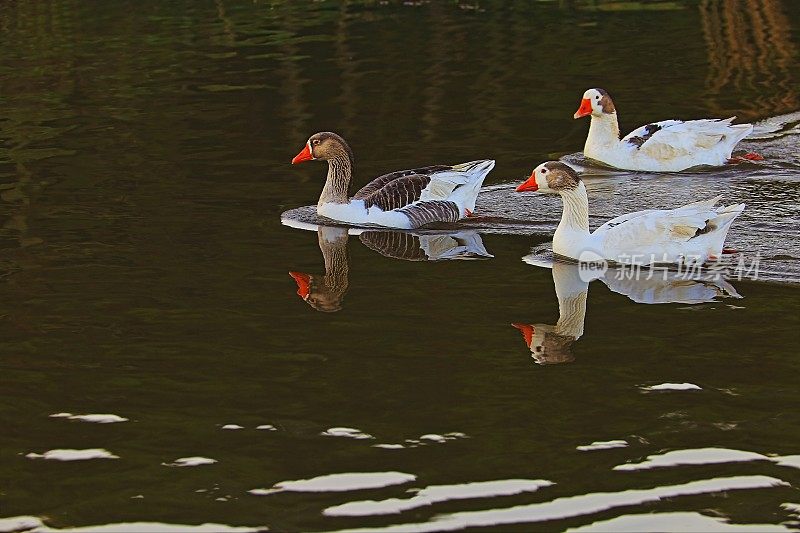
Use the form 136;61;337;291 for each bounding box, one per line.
288;271;345;313
291;131;355;165
515;161;581;194
512;323;576;365
573;88;616;119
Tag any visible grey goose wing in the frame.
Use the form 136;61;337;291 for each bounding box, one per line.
352;165;451;202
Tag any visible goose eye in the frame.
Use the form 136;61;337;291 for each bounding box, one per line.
541;169;547;174
595;95;600;100
312;139;320;146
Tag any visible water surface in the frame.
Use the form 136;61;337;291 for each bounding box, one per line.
1;1;800;531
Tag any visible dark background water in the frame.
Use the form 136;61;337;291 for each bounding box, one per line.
1;1;800;531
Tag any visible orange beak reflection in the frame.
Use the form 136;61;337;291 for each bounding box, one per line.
289;271;312;299
512;323;535;348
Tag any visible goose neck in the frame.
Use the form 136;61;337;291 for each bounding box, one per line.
558;182;590;234
319;155;352;205
586;112;621;151
552;182;591;259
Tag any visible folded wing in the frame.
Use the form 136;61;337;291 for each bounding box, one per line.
624;118;749;161
600;200;724;259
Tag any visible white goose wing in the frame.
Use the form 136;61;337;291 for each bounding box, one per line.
598;200;722;260
595;209;660;235
623;118;739;160
420;160;495;203
595;195;723;235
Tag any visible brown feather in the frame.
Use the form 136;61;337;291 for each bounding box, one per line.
357;174;432;212
353;165;451;200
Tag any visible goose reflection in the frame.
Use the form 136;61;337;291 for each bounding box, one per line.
289;226;351;313
513;258;741;365
289;225;492;312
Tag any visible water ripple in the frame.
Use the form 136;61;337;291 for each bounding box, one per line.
612;448;769;471
249;472;416;495
324;479;554;517
336;476;787;532
48;413;128;424
25;449;119;461
577;440;629;452
567;511;794;532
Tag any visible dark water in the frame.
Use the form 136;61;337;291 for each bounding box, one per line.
2;1;800;531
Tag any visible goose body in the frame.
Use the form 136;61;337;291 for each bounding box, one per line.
292;132;494;229
516;162;745;265
574;89;753;172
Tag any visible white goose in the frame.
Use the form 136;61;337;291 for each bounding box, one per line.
291;132;494;229
516;161;745;265
574;88;754;172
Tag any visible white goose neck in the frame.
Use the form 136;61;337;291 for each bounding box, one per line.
319;155;352;205
586;112;621;153
552;182;591;259
558;182;590;232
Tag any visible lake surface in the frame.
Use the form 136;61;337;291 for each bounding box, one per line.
1;1;800;531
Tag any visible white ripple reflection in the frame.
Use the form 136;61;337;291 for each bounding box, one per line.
613;448;769;471
783;503;800;516
0;515;43;532
774;456;800;470
25;449;119;461
566;511;793;532
335;476;786;532
249;472;416;495
640;383;702;392
321;427;374;440
393;433;468;448
419;434;447;443
10;521;265;532
49;413;128;424
162;457;217;467
577;440;629;452
324;479;553;517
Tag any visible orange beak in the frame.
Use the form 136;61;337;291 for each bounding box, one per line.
289;271;311;299
512;323;535;348
291;143;313;164
516;171;539;192
574;98;593;119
